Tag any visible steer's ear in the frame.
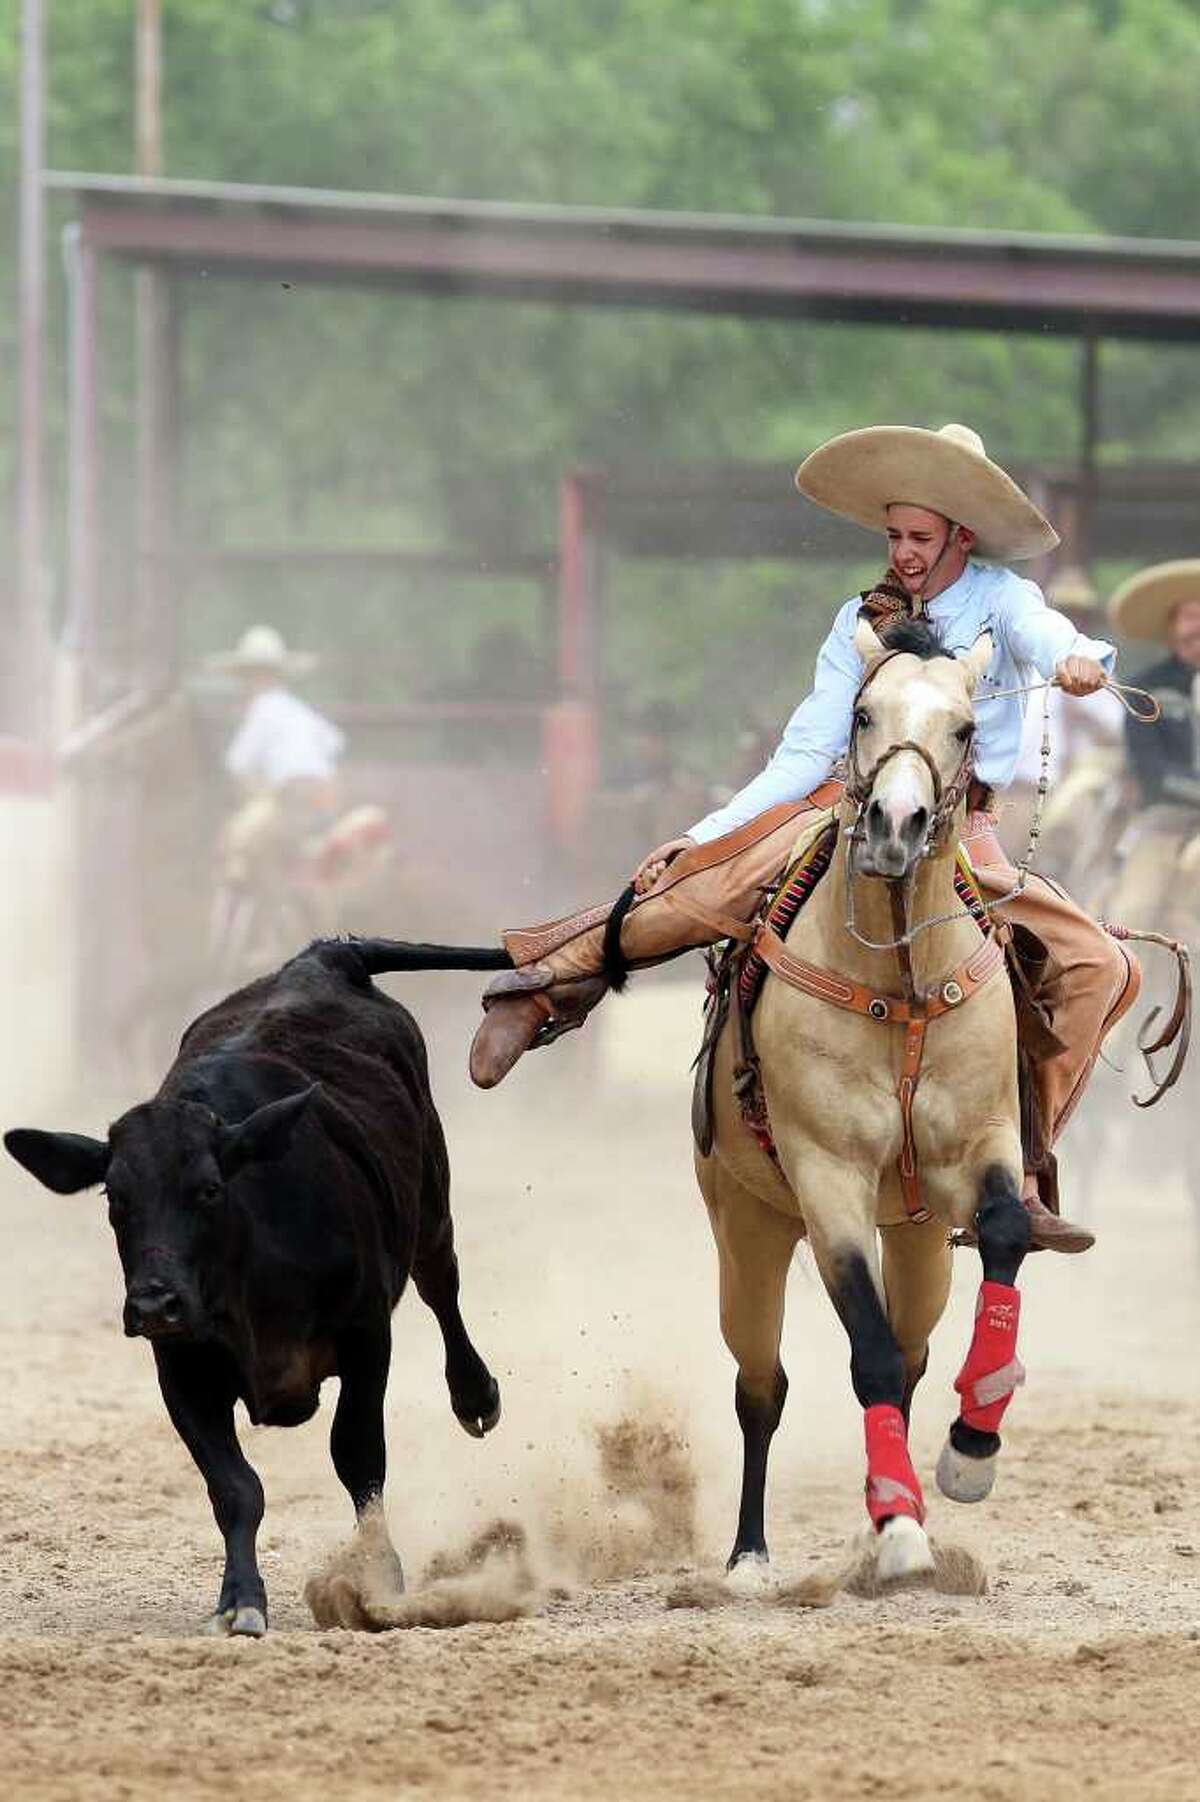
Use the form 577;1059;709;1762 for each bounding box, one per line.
216;1085;319;1179
958;630;994;693
4;1128;110;1194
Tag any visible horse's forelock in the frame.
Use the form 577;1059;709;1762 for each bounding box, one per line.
877;618;952;663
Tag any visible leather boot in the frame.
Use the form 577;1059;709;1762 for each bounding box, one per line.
954;1175;1094;1255
468;800;833;1091
469;966;608;1089
468;885;711;1090
1021;1175;1094;1254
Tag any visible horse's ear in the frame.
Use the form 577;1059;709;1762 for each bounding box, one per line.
958;630;993;693
854;617;886;665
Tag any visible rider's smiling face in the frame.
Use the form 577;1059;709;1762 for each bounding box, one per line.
1167;599;1200;668
885;505;975;602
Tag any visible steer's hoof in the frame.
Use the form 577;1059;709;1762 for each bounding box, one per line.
231;1605;267;1638
724;1551;773;1596
456;1381;501;1439
201;1603;267;1638
936;1437;997;1504
876;1516;935;1586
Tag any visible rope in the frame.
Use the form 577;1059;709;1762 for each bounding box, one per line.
977;675;1161;724
843;672;1161;953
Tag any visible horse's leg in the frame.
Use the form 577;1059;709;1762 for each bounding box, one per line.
937;1162;1031;1504
879;1217;954;1423
702;1163;801;1582
804;1194;934;1583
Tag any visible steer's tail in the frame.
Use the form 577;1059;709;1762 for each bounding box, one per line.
340;936;513;976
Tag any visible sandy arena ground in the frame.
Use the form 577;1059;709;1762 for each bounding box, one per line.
3;973;1200;1801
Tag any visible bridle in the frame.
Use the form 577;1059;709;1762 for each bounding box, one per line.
844;650;976;857
842;649;979;974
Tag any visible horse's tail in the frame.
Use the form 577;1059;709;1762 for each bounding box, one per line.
342;936;513;976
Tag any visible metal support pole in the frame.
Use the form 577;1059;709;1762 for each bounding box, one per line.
64;225;100;705
17;0;46;738
134;0;168;686
558;471;593;697
135;0;163;177
1079;332;1100;569
546;473;601;849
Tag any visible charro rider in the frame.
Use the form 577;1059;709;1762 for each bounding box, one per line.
210;623;344;885
1108;561;1200;806
471;424;1140;1253
1104;560;1200;931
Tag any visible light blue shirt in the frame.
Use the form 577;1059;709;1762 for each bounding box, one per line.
689;560;1116;844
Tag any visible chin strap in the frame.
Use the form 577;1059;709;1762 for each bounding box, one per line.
915;519;963;603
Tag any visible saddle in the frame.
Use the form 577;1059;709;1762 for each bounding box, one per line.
691;821;1067;1218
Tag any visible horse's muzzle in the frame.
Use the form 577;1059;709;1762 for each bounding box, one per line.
858;799;930;879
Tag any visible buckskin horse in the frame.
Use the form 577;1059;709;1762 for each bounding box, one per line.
695;617;1034;1585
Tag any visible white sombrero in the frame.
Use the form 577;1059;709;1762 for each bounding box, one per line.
1107;560;1200;643
207;624;318;677
795;422;1059;561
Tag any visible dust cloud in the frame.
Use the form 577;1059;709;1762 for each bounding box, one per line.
305;1409;698;1631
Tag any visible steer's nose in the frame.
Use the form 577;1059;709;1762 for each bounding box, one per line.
123;1280;186;1338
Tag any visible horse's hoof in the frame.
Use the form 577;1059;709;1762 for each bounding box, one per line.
936;1437;997;1504
200;1608;234;1637
876;1516;935;1585
724;1552;773;1595
456;1380;501;1439
230;1606;267;1638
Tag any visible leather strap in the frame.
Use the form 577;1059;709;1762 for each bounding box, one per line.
897;1018;930;1221
752;924;1005;1221
752;923;1004;1025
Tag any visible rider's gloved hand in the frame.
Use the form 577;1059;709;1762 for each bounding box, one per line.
633;836;696;895
1055;655;1108;696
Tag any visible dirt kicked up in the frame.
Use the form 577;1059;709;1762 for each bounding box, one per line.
3;980;1200;1802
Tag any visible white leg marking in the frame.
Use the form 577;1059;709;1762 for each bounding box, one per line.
876;1515;935;1584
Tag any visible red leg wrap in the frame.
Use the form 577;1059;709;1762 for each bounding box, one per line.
863;1403;925;1527
954;1281;1025;1435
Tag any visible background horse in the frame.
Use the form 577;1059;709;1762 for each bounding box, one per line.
697;619;1028;1584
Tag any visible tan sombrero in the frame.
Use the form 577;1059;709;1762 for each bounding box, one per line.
207;624;318;677
795;422;1059;561
1107;560;1200;642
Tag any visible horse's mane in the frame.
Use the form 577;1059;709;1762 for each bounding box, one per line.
876;616;953;662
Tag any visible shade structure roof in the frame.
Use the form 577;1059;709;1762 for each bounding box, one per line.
47;172;1200;341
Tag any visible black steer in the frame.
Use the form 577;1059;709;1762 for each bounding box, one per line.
5;936;507;1636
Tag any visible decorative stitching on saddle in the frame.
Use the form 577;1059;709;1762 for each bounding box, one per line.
737;822;838;1016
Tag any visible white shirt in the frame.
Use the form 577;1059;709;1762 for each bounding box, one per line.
225;686;345;788
689;560;1116;844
